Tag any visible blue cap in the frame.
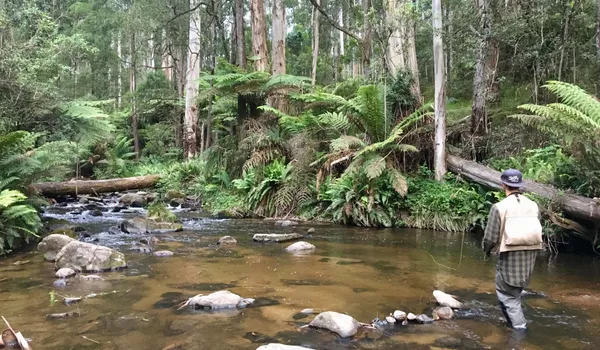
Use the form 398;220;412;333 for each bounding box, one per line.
501;169;524;188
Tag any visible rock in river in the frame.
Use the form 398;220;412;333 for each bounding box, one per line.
257;344;313;350
432;306;454;320
55;267;76;278
179;290;255;310
38;234;75;261
274;220;298;226
308;311;361;338
119;193;146;207
285;241;315;253
153;250;174;257
55;241;127;272
433;290;462;309
253;233;303;243
218;236;237;245
414;314;434;324
120;217;183;234
393;310;407;321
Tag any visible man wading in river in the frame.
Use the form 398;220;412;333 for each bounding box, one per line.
483;169;543;330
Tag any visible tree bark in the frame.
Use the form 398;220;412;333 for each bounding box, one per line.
471;0;491;137
404;2;421;105
235;0;247;69
250;0;268;72
270;0;287;111
31;175;161;197
432;0;446;181
597;0;600;65
130;33;141;161
446;154;600;224
362;0;372;79
162;29;173;81
311;0;320;86
386;0;405;77
117;32;122;109
183;0;201;160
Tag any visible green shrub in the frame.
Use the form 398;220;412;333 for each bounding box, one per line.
403;168;491;232
147;201;177;223
0;187;42;255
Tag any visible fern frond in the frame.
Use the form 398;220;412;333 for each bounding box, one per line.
330;135;366;152
363;154;386;180
388;168;408;197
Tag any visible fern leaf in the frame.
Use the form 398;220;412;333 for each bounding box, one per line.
388;168;408;196
363;154;386;180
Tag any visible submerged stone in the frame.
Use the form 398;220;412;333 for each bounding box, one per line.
285;241;315;253
256;344;313;350
253;233;303;243
432;306;454;320
243;332;279;344
171;282;237;291
180;290;254;310
281;279;334;286
218;236;237;245
55;267;76;278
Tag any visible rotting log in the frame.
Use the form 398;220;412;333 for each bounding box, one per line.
31;175;161;197
447;154;600;223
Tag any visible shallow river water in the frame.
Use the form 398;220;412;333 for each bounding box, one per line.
1;205;600;350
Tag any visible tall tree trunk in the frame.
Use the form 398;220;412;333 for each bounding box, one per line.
205;1;217;151
361;0;372;79
117;33;122;109
311;0;320;86
386;0;405;77
597;0;600;65
471;0;491;137
183;0;201;160
251;0;268;72
130;33;141;160
558;0;571;82
270;0;286;111
405;2;421;105
162;29;173;81
432;0;446;181
235;0;247;69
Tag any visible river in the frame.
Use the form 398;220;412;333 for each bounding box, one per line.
1;203;599;349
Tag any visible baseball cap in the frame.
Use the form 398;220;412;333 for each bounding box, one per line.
501;168;524;188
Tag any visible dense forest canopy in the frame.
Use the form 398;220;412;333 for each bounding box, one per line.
1;0;599;255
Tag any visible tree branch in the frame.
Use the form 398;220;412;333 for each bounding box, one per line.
307;0;361;42
165;2;210;26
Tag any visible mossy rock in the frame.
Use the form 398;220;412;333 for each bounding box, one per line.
166;190;186;200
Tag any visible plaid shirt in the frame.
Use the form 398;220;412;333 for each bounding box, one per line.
483;204;538;288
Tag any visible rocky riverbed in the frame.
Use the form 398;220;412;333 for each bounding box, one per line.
1;193;599;349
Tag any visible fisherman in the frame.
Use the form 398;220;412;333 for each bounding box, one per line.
483;169;544;330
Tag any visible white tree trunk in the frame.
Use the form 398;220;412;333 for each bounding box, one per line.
148;33;155;69
161;29;173;81
432;0;446;181
272;0;286;76
386;0;405;77
471;0;491;136
251;0;268;72
405;6;421;104
117;33;122;109
311;0;320;86
184;0;201;160
339;7;344;56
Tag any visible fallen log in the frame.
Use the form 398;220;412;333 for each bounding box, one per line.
446;154;600;223
31;175;161;197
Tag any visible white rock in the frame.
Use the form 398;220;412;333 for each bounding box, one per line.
308;311;361;338
218;236;237;245
55;241;127;272
300;308;314;314
385;316;396;324
253;233;303;242
407;313;416;321
257;344;313;350
182;290;254;309
432;306;454;320
433;290;462;309
37;234;75;261
285;241;316;252
393;310;407;321
55;268;76;278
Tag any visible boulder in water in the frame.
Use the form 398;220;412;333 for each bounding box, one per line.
178;290;255;310
433;290;462;309
153;250;174;257
256;344;313;350
415;314;434;324
89;209;103;217
55;241;127;272
166;190;186;200
308;311;361;338
218;236;237;245
120;217;183;234
275;220;298;226
285;241;315;252
393;310;407;321
253;233;303;243
385;316;396;324
432;306;454;320
407;313;416;321
37;234;75;261
55;267;76;278
119;193;146;207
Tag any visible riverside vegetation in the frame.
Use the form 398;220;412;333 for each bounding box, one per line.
1;0;600;256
